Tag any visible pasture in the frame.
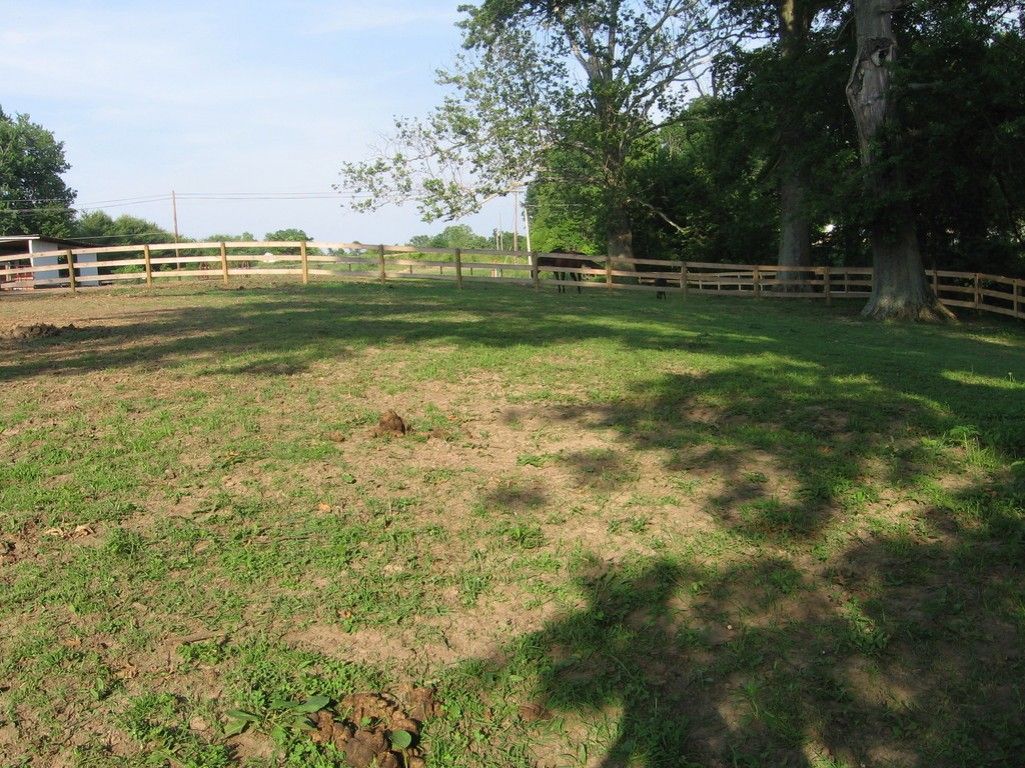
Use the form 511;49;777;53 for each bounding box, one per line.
1;281;1024;768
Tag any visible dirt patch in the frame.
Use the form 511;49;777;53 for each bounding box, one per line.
286;583;567;672
0;323;77;340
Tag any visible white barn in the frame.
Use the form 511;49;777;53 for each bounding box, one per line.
0;235;101;290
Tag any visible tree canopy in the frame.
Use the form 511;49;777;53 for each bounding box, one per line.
526;0;1025;300
340;0;740;261
0;108;77;237
73;212;172;246
409;224;492;250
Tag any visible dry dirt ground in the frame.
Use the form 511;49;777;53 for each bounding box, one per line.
1;280;1023;768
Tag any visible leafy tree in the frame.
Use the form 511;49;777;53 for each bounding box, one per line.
524;0;1024;299
713;6;863;266
206;231;262;262
630;99;780;263
206;231;256;243
527;182;603;256
721;1;841;281
74;212;172;245
896;1;1025;278
263;228;320;256
340;1;740;262
409;224;491;250
264;228;313;242
0;108;76;236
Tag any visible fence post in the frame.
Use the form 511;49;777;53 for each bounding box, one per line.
143;244;153;288
65;249;77;294
824;266;832;305
605;256;613;290
219;242;229;286
300;241;309;285
681;263;688;297
531;251;540;291
931;268;938;295
455;248;463;289
753;265;761;298
974;272;981;310
378;244;387;285
1015;279;1023;319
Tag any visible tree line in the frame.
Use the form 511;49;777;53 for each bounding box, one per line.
5;2;1022;321
340;0;1024;320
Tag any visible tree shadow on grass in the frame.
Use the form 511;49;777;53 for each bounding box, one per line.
2;282;1024;764
485;316;1024;764
500;465;1025;766
2;283;725;383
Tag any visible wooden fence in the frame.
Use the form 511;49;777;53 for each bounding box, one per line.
1;240;1022;321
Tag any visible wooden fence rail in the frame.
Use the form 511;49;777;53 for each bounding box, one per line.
0;241;1022;322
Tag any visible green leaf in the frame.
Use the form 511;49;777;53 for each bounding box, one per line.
224;719;248;737
389;729;414;750
226;709;261;722
270;698;298;711
295;695;330;713
270;723;287;743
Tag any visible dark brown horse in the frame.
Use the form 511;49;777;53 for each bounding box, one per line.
635;261;678;299
537;248;602;293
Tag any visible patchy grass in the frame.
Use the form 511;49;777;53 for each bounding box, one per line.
1;280;1024;767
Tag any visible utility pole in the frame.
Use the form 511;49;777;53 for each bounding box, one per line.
512;188;520;252
171;190;181;274
171;190;180;244
523;195;532;253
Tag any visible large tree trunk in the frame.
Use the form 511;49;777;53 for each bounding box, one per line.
846;0;951;321
777;164;813;286
776;0;814;290
863;217;938;319
606;200;634;263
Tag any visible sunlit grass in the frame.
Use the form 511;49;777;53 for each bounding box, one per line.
0;281;1023;767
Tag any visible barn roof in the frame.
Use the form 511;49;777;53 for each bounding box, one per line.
0;234;97;256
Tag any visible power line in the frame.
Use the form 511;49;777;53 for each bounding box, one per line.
0;192;170;205
57;231;172;242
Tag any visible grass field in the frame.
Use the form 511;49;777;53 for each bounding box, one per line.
1;280;1024;768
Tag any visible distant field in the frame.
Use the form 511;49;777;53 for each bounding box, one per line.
1;281;1023;768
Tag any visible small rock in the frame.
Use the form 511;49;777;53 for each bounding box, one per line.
189;716;209;732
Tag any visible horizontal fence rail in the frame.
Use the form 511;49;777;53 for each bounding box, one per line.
0;241;1022;322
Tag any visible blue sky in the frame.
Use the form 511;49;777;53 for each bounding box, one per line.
4;1;515;243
